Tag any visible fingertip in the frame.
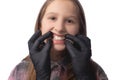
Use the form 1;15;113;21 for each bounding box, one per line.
65;34;75;42
50;31;53;35
47;31;53;37
65;39;74;45
65;34;71;38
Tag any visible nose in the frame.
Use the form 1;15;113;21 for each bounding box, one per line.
53;20;66;34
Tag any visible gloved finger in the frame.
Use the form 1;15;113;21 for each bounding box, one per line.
76;34;91;49
28;30;41;50
32;31;52;50
65;40;78;58
41;39;52;53
38;39;52;64
66;34;87;51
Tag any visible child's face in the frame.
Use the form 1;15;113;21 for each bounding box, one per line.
41;0;80;52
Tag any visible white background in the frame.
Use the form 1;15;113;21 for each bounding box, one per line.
0;0;120;80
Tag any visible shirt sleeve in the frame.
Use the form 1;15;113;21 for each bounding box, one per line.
8;61;30;80
96;64;108;80
92;60;108;80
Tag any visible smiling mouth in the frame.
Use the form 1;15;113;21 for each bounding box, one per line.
52;33;65;44
53;33;65;40
53;35;65;40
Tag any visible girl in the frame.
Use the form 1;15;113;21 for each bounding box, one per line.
8;0;108;80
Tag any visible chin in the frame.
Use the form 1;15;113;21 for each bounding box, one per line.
53;44;65;51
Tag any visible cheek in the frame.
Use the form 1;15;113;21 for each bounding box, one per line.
66;26;79;35
41;20;53;35
41;26;49;35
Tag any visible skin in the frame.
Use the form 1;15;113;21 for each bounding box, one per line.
41;0;80;61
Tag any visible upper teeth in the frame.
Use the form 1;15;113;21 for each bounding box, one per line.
54;36;65;40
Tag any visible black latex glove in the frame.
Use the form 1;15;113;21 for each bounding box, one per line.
28;30;52;80
65;34;93;80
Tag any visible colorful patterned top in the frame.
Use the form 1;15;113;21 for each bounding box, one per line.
8;56;108;80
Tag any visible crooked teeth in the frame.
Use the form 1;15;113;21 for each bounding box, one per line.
54;36;65;40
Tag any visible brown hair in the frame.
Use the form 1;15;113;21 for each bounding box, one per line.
25;0;87;79
34;0;87;36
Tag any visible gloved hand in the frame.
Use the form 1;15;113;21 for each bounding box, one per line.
65;34;93;80
28;30;53;80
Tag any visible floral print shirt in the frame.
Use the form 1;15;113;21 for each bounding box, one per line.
8;56;108;80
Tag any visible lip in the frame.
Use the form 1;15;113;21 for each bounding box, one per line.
53;40;65;44
53;33;65;37
52;33;65;44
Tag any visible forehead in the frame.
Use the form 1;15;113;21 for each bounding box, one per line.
45;0;78;16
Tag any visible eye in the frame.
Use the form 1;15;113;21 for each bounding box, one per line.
66;19;74;24
48;16;56;21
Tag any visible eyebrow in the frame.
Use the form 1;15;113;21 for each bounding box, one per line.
46;12;78;19
46;12;58;16
68;16;77;19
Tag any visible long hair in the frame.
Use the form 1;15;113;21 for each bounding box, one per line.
25;0;87;80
